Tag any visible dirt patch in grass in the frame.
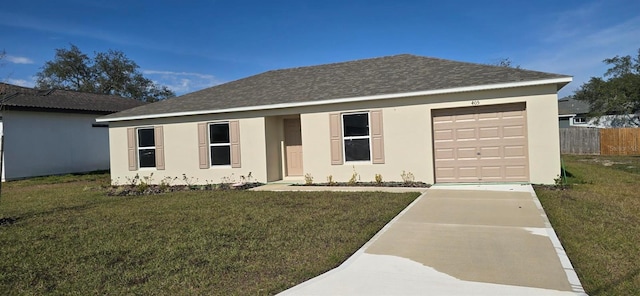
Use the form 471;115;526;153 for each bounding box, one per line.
0;173;418;295
536;155;640;295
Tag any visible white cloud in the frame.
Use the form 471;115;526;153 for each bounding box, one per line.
6;78;35;87
520;3;640;97
142;70;223;95
5;55;34;64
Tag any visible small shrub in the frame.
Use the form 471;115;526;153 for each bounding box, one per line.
374;174;383;185
304;173;314;185
125;174;141;186
327;175;336;186
348;167;359;186
159;176;178;192
182;174;198;187
401;170;415;184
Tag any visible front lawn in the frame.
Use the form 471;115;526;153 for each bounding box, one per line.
0;174;418;295
536;155;640;296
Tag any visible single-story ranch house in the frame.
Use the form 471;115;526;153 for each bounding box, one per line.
98;54;572;185
0;83;146;181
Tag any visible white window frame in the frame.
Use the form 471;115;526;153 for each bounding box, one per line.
137;127;156;169
341;112;372;163
573;117;587;124
208;122;232;167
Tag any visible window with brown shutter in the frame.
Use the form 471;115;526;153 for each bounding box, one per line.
329;113;343;165
370;110;385;164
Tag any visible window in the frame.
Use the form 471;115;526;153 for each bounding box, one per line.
209;122;231;166
342;112;371;161
573;117;586;124
137;128;156;168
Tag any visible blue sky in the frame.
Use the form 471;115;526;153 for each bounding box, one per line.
1;0;639;98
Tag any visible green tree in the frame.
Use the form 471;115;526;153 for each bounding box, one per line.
36;45;174;102
492;57;520;69
574;49;640;126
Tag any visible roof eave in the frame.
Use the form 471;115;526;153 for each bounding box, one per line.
97;77;573;123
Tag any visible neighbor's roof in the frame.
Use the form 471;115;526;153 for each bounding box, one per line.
99;54;572;122
0;83;147;114
557;97;590;115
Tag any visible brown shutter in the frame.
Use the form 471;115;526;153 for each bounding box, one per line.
127;128;137;171
370;110;385;164
329;113;343;165
154;126;165;170
229;121;241;168
198;123;209;169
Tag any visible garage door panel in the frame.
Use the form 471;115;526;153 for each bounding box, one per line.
479;127;499;139
433;103;528;183
505;166;527;179
432;115;454;123
504;145;526;157
503;126;526;138
479;146;501;158
480;166;502;179
459;167;479;178
435;167;455;179
502;110;526;118
457;147;478;159
455;114;476;121
478;112;499;120
455;128;477;140
435;148;455;160
434;129;454;141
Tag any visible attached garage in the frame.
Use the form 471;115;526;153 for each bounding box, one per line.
432;103;529;183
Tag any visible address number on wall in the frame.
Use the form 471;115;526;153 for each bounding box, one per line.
471;100;480;106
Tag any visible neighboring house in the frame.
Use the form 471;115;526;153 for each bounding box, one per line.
0;83;146;181
98;54;572;185
558;97;590;128
558;97;639;128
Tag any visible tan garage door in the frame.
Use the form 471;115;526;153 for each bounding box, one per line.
432;103;529;183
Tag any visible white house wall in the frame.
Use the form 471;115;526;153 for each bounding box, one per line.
3;110;110;180
109;116;268;185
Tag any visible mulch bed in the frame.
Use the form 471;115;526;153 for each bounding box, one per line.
106;183;264;196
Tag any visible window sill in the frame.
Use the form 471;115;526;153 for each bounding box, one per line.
138;167;157;171
344;160;373;165
208;165;233;169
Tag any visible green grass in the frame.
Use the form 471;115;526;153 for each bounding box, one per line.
536;155;640;295
0;173;418;295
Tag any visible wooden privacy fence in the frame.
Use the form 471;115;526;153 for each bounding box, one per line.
600;128;640;155
560;128;640;155
560;128;600;155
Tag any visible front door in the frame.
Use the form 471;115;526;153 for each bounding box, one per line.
284;118;303;176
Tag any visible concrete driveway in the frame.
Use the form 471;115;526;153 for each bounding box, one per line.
279;184;586;295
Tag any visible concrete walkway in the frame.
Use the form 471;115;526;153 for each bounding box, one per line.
278;184;586;296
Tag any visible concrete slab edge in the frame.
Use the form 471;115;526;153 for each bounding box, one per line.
278;190;430;295
526;186;587;295
251;183;428;193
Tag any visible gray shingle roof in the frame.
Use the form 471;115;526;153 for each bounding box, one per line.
0;83;147;113
558;97;590;115
102;54;571;120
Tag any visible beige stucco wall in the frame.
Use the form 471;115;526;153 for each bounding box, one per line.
109;116;268;185
299;84;561;184
108;84;562;185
